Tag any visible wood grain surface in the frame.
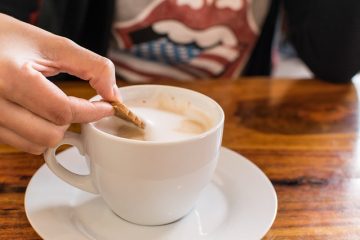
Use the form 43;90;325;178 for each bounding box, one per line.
1;78;360;239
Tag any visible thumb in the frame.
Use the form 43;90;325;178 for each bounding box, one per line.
68;96;114;123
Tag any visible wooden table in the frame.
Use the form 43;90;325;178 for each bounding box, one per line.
1;77;360;239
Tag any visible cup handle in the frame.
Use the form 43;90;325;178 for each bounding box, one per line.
43;131;98;194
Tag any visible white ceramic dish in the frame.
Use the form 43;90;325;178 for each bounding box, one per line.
25;147;277;240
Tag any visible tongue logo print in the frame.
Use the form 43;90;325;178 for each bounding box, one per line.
110;0;258;81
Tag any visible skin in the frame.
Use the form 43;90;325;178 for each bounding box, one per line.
0;14;121;154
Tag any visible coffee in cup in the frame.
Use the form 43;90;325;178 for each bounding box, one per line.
95;93;213;142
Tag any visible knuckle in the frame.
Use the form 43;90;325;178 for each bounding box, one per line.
45;127;65;147
21;63;36;77
99;58;115;76
51;104;73;125
0;77;7;95
20;62;43;82
56;36;75;49
2;62;33;95
88;57;115;88
103;58;115;69
49;36;76;60
26;145;46;155
0;61;14;94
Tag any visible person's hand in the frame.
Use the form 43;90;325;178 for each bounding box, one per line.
0;14;120;154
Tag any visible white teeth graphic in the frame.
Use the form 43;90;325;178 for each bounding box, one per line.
203;46;239;61
176;0;243;10
216;0;243;10
189;58;224;75
176;0;204;9
153;20;237;48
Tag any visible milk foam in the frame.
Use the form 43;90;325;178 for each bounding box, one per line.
95;106;211;142
134;107;207;141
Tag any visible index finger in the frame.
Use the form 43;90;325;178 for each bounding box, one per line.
4;63;114;125
45;37;121;102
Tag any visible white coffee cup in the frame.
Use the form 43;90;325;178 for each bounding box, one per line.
44;85;224;225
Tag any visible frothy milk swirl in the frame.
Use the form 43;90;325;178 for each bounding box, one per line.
95;104;212;142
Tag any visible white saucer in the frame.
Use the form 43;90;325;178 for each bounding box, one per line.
25;147;277;240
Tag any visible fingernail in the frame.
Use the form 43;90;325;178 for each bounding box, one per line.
113;84;122;102
93;101;115;115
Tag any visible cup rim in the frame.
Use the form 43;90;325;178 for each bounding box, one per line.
87;84;225;145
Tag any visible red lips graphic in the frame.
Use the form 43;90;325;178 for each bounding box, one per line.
110;0;258;80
